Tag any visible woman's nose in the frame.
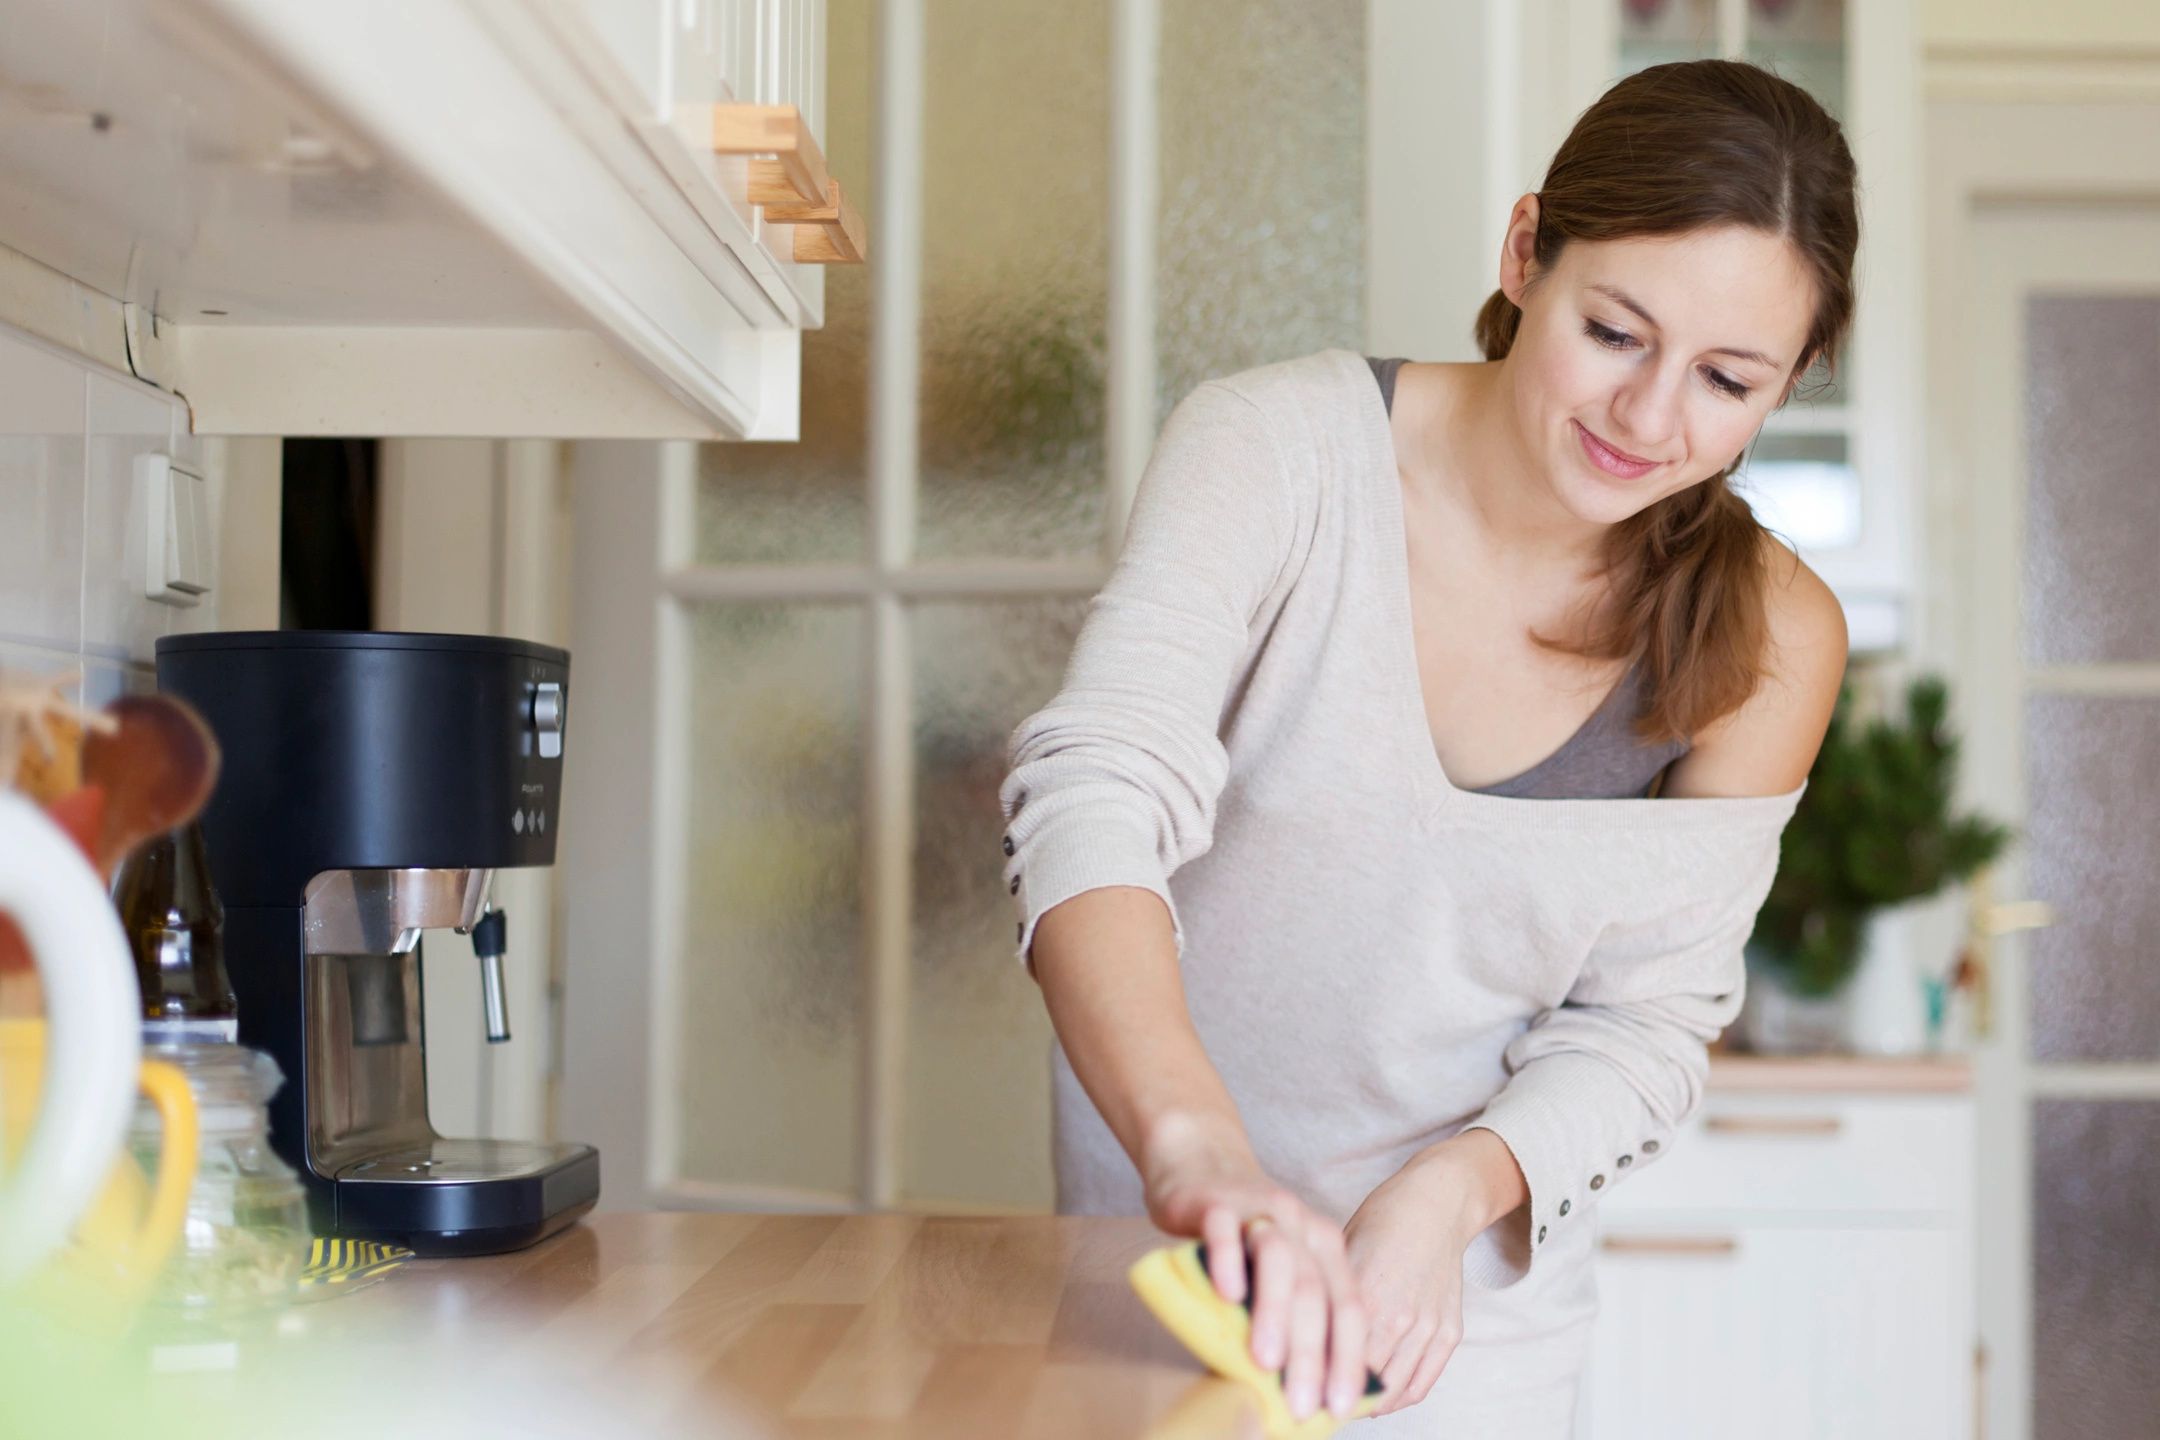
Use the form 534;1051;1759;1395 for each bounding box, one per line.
1609;366;1684;454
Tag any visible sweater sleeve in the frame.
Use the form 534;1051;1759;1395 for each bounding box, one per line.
998;379;1304;974
1457;807;1794;1289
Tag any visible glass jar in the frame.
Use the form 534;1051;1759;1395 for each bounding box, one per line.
127;1040;310;1315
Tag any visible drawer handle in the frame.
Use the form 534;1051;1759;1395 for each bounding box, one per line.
1601;1234;1739;1257
1703;1113;1842;1137
711;103;868;265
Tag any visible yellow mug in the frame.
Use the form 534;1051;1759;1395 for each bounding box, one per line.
0;1018;198;1300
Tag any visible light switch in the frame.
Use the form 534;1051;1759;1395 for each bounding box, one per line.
138;452;212;607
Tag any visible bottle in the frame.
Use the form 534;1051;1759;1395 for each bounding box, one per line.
114;820;239;1044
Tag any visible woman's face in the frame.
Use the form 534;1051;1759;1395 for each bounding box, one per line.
1497;203;1819;528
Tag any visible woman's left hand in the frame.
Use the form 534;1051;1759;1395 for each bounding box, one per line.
1340;1150;1482;1417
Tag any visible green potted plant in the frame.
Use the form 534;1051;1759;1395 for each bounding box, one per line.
1741;673;2012;1054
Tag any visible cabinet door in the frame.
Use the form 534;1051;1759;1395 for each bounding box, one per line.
575;0;673;116
680;0;830;330
568;0;822;123
700;0;822;119
1581;1226;1958;1439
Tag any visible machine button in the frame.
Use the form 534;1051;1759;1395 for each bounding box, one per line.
531;682;565;759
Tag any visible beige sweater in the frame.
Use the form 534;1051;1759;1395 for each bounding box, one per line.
998;347;1801;1431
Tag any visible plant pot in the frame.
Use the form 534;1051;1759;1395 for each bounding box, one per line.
1844;891;1963;1056
1738;950;1852;1055
1739;891;1966;1057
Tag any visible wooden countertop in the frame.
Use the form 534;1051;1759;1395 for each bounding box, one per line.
131;1067;1973;1432
1707;1051;1973;1093
143;1212;1280;1440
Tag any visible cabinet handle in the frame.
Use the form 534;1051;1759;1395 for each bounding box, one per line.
1600;1234;1739;1257
712;103;828;202
711;103;868;265
1703;1113;1842;1137
761;178;867;264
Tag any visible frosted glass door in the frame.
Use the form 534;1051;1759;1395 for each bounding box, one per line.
1964;205;2160;1440
564;1;1368;1215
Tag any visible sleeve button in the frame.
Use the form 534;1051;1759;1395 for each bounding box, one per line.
1558;1199;1571;1216
1617;1154;1633;1170
1589;1174;1605;1191
1009;875;1020;894
1537;1225;1548;1244
1642;1139;1660;1154
1002;835;1015;856
1016;922;1024;942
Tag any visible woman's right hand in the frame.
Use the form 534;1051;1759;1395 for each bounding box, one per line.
1142;1115;1372;1422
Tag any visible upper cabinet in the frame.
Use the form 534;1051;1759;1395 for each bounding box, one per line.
0;0;856;440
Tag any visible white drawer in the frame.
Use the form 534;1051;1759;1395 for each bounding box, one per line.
1598;1092;1973;1217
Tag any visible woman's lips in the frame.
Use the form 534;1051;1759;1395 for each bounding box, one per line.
1574;420;1660;479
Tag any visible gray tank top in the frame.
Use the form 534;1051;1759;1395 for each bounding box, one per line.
1368;354;1690;800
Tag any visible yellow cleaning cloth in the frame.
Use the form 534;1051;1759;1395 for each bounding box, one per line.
1128;1239;1386;1439
297;1237;414;1289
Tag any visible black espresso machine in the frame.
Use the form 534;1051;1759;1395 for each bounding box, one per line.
155;631;597;1255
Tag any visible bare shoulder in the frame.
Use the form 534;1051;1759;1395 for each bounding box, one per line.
1660;537;1849;799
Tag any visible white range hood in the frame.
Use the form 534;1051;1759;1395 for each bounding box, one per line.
0;0;854;439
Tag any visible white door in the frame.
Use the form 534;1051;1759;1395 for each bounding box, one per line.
1958;199;2160;1440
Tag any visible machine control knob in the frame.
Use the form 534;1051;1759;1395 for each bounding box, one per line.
530;682;565;759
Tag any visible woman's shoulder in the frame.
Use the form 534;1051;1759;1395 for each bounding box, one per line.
1660;540;1847;798
1189;347;1372;420
1757;537;1848;669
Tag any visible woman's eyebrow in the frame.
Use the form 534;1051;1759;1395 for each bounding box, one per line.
1586;283;1783;369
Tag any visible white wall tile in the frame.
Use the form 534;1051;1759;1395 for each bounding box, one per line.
0;328;87;652
78;658;154;710
0;319;218;684
85;370;185;663
0;637;87;702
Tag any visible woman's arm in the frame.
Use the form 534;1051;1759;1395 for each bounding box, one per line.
1001;377;1302;1168
1001;381;1373;1421
1028;885;1254;1185
1035;884;1374;1422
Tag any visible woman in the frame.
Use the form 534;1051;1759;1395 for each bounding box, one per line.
999;59;1853;1434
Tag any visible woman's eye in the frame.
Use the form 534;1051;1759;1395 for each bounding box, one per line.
1583;320;1752;401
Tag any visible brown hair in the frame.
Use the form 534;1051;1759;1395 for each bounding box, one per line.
1474;59;1858;744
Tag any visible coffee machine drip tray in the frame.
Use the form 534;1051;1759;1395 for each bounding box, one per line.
334;1137;599;1256
340;1137;583;1182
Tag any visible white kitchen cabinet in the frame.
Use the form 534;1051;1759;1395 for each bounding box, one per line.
0;0;852;441
1590;1226;1959;1437
1577;1077;1976;1439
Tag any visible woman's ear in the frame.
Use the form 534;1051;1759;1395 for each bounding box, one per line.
1497;193;1542;305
